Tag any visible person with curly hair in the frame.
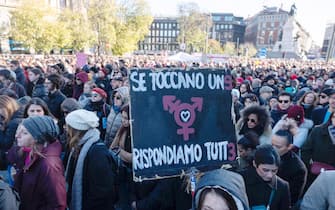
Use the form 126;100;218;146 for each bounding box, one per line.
236;105;272;145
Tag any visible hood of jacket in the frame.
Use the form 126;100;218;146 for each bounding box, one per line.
195;169;249;210
115;86;129;105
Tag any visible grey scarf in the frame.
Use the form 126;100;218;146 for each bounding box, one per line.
65;128;100;210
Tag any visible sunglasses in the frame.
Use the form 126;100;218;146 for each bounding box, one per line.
319;95;327;99
247;118;257;123
114;95;121;100
278;100;290;104
62;110;70;115
76;78;81;81
0;115;5;121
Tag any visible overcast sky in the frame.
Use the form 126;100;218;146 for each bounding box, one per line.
146;0;335;46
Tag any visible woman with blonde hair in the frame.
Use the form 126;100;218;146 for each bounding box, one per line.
0;95;22;169
297;90;318;119
65;109;117;210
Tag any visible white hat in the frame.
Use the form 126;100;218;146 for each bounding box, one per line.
65;109;99;130
325;79;334;86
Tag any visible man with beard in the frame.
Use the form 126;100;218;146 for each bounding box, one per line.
44;74;66;121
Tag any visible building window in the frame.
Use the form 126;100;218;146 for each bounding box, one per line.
212;16;221;21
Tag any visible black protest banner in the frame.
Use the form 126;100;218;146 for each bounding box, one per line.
129;69;236;180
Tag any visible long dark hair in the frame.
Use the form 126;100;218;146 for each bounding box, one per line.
115;104;130;139
23;97;53;118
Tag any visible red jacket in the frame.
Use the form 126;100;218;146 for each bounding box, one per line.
8;141;66;210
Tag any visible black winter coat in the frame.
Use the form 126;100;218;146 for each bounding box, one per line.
14;67;27;88
301;124;335;171
277;151;307;205
135;177;192;210
45;90;66;120
0;109;23;169
271;108;288;127
240;167;291;210
27;78;47;99
311;107;328;126
66;141;117;210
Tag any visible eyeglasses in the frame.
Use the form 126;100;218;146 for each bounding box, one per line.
278;100;290;104
247;118;257;123
92;93;100;97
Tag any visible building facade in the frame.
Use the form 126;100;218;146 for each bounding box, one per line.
210;13;245;46
137;13;246;54
245;6;289;49
321;23;335;59
138;17;179;53
245;5;312;58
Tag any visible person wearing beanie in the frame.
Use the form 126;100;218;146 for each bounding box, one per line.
84;87;111;139
73;71;89;100
195;169;249;210
105;86;129;147
7;116;66;210
64;109;118;210
45;73;66;121
273;105;313;150
239;144;291;210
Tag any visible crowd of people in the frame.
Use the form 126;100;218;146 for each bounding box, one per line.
0;54;335;210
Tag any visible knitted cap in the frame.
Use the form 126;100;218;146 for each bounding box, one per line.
76;71;88;83
65;109;99;130
287;105;304;125
259;86;274;93
92;87;107;99
21;116;59;144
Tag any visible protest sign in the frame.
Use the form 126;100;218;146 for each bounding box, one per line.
129;69;236;180
76;52;87;68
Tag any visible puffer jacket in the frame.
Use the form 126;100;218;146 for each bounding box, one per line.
104;86;129;147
